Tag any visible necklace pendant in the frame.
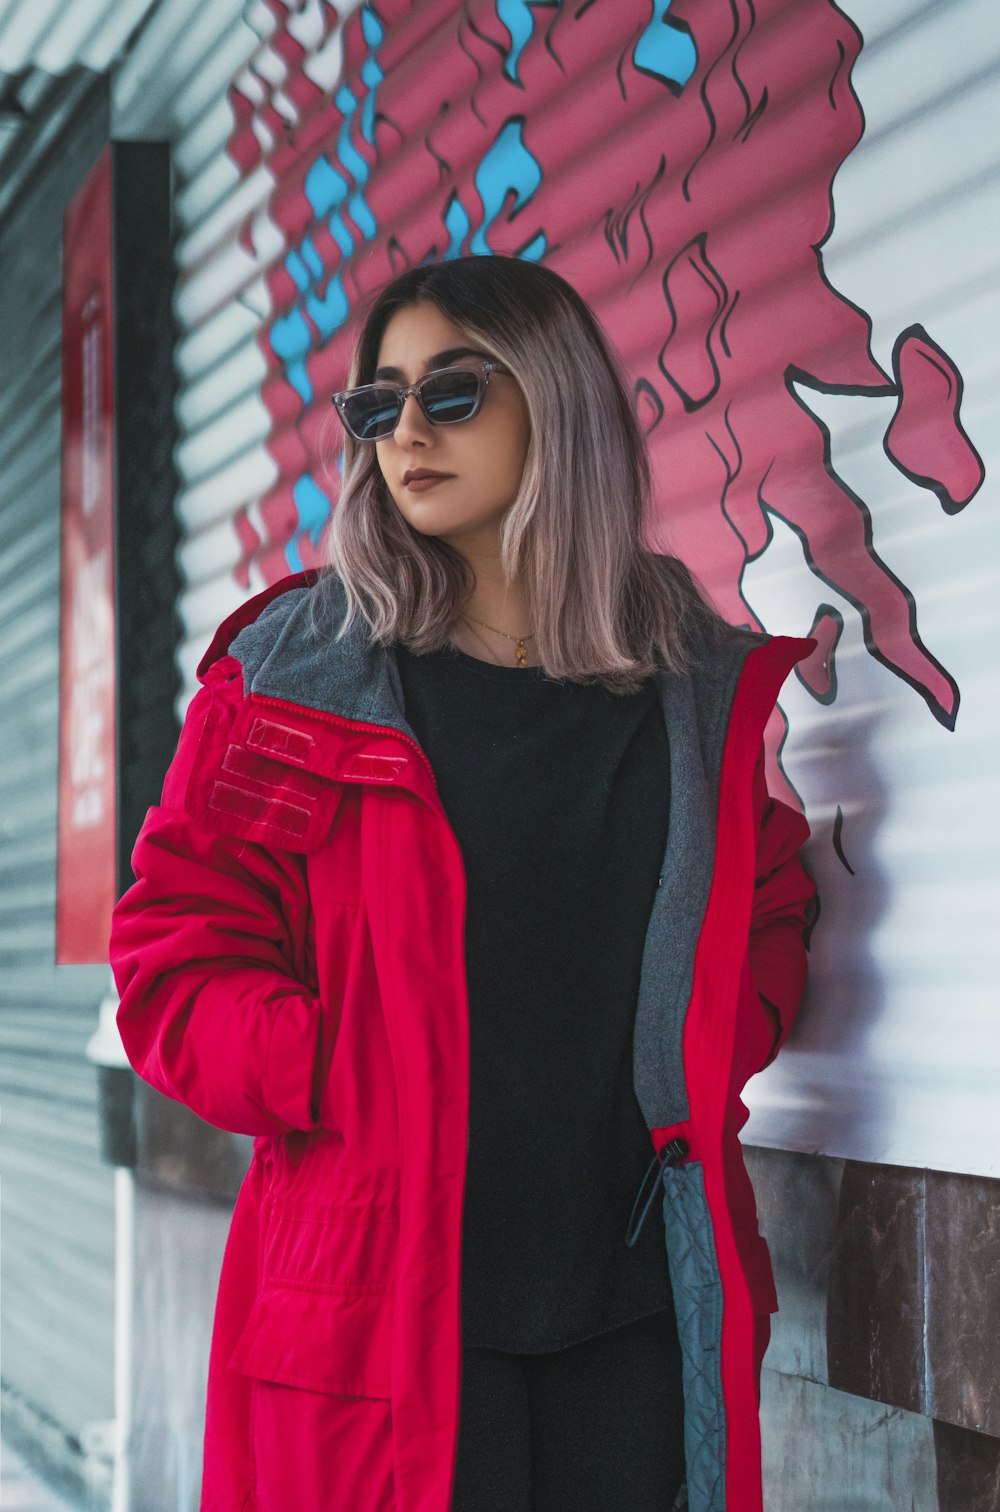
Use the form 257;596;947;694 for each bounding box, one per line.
515;639;527;666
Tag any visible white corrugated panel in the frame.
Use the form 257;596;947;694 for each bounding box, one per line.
741;0;1000;1176
108;0;1000;1178
0;0;157;73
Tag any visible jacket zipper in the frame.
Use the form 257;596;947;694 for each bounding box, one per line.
624;1136;692;1248
252;692;442;795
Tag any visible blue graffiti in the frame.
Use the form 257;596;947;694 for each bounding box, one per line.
272;5;385;404
335;86;372;184
305;159;356;259
496;0;539;85
347;189;377;239
300;236;324;281
286;248;311;294
330;216;355;260
633;0;697;89
471;119;546;257
361;5;384;57
517;231;546;262
360;6;385;141
306;271;350;342
305;156;349;217
443;195;472;259
270;306;314;404
286;474;333;572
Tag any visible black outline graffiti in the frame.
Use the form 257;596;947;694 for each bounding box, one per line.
425;99;452;181
600;154;665;279
681;0;741;202
374;110;405;143
658;234;732;412
716;287;740;359
884;323;985;516
542;2;565;74
632;10;697;101
829;38;847;110
832;806;855;875
775;368;960;731
616;21;644;103
706;404;748;553
494;0;564;90
457;11;490;128
730;0;761;137
634;376;666;438
794;604;845;706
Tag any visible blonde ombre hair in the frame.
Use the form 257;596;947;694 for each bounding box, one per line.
318;255;729;693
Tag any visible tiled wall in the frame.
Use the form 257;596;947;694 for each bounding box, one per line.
747;1147;1000;1512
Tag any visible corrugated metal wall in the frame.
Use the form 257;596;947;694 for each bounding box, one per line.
110;0;999;1180
0;68;115;1475
113;0;283;702
740;0;1000;1176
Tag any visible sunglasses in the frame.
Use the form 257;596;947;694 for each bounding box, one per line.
331;360;509;443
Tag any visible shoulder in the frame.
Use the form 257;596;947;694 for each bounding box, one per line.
196;571;351;687
669;619;814;759
685;619;769;687
194;570;398;728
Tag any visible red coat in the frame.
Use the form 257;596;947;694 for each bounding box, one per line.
110;574;816;1512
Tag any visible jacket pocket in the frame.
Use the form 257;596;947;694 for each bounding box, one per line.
230;1198;399;1400
230;1282;393;1399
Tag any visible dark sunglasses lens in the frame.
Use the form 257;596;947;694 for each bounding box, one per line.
342;389;401;440
420;370;480;422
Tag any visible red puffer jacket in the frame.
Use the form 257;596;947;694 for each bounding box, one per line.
110;573;817;1512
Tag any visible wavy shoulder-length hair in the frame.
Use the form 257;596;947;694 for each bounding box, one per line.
316;254;729;692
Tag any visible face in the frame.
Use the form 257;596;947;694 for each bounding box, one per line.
371;301;531;559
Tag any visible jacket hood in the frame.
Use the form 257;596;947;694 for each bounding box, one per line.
200;570;420;744
200;570;809;747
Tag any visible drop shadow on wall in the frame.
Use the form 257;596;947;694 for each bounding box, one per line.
762;703;895;1161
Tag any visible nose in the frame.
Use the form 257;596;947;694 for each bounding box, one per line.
392;390;434;448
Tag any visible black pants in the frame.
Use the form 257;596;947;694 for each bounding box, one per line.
451;1307;686;1512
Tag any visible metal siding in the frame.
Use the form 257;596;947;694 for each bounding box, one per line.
740;0;1000;1176
109;0;998;1185
0;0;158;74
0;71;115;1462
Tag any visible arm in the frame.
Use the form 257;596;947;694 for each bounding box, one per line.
747;746;818;1069
109;667;336;1137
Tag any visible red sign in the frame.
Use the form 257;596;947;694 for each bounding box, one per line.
57;147;117;964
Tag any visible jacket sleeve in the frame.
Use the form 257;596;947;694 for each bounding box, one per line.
747;746;818;1069
109;666;335;1138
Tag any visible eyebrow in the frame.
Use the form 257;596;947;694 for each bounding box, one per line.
374;346;487;381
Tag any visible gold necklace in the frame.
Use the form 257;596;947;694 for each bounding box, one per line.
460;612;536;667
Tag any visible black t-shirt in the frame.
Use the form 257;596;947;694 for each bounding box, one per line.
394;639;674;1352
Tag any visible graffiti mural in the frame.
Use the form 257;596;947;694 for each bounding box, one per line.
219;0;983;808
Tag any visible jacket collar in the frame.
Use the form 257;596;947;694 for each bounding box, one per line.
213;572;422;746
210;571;812;760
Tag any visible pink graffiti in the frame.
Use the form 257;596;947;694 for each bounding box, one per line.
885;325;984;514
211;0;984;811
796;607;844;704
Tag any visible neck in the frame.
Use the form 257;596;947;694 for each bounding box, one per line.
450;549;537;665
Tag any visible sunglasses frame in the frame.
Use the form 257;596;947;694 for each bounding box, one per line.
331;359;509;443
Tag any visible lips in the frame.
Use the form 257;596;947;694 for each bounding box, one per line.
403;469;454;495
403;469;452;485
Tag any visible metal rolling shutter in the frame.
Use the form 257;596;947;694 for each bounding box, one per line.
113;0;365;711
134;0;997;1180
0;70;115;1483
110;0;260;699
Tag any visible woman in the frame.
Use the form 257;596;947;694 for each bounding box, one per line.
110;254;816;1512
